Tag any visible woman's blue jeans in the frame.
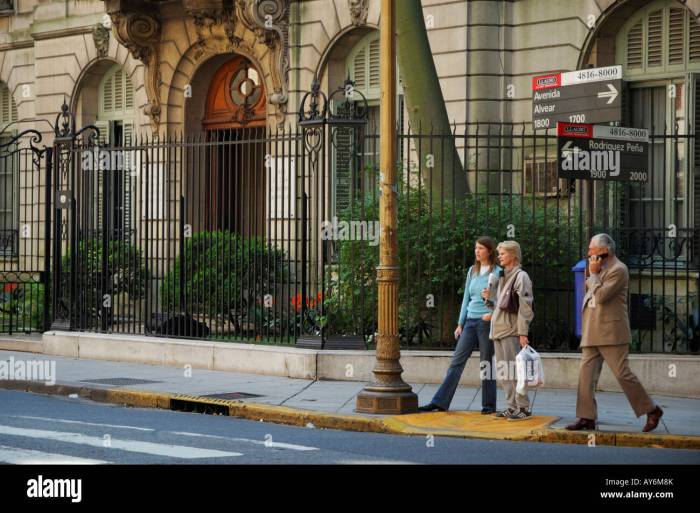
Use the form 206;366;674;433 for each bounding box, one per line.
431;317;497;411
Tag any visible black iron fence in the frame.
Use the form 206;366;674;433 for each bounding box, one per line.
0;130;50;335
1;108;698;354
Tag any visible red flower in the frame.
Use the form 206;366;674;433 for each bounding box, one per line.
3;283;18;293
291;292;323;311
291;293;302;312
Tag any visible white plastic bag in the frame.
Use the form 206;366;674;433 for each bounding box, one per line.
515;345;545;395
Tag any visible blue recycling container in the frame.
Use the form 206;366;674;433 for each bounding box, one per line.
572;259;587;338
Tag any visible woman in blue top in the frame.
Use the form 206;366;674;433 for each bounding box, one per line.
419;236;501;413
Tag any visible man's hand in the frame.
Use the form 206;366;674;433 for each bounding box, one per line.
587;246;607;274
481;313;492;321
481;288;490;300
519;335;529;348
454;325;463;340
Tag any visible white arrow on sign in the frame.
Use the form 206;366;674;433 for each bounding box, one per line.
597;83;618;104
561;140;580;159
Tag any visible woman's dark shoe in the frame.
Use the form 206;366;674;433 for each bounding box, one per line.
417;403;446;412
565;418;596;431
481;408;496;415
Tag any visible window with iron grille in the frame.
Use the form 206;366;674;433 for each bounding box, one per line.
93;64;136;241
617;1;700;266
332;31;403;218
524;159;563;196
0;82;18;258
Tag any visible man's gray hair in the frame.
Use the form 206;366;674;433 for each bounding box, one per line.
591;233;616;254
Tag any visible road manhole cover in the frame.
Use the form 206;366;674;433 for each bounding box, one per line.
80;378;163;386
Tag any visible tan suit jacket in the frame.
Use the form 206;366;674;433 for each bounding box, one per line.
580;256;631;347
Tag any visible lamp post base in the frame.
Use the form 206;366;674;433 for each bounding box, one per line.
355;389;418;414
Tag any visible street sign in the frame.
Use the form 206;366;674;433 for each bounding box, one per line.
532;65;622;129
557;123;649;182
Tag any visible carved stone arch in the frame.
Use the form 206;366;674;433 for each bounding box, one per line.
70;56;146;132
0;51;34;124
315;23;379;81
69;23;147;126
106;1;291;134
166;34;278;134
579;0;700;68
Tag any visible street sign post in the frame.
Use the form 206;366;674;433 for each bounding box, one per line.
557;123;649;182
532;65;623;129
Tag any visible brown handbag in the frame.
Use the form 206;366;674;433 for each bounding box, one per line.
498;270;522;314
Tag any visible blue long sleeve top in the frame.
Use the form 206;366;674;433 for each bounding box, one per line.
457;264;502;325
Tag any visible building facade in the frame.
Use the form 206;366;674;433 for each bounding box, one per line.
0;0;698;352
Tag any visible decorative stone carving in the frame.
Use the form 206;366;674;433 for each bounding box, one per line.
348;0;369;26
186;0;290;125
184;0;239;53
110;12;162;134
92;23;110;58
237;0;289;113
105;1;291;129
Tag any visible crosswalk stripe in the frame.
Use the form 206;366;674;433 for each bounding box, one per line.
335;459;416;465
0;445;110;465
169;431;320;451
1;415;154;432
0;425;243;460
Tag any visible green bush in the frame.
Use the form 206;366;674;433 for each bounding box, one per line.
0;282;45;331
161;231;288;318
59;239;149;325
329;169;583;347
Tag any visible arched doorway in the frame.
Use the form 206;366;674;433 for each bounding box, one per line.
203;55;266;130
201;55;266;234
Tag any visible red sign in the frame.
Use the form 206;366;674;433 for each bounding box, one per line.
556;122;593;138
532;73;562;91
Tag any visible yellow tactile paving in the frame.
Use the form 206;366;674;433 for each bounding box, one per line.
383;411;559;440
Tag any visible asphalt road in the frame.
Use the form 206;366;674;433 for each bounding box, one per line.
0;390;698;465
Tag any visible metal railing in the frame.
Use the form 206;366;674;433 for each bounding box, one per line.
2;110;697;353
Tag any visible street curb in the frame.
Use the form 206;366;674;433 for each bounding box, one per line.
8;332;699;398
2;380;699;451
529;428;700;451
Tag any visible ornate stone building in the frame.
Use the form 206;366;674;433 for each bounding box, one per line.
0;0;698;136
0;1;698;351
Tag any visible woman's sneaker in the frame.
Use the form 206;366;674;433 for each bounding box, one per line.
507;408;532;421
495;408;516;418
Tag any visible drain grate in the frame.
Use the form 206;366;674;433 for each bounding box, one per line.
80;378;163;386
201;392;263;400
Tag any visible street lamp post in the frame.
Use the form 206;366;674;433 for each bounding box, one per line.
355;0;418;414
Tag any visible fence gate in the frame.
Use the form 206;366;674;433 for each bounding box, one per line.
50;103;103;332
0;128;51;334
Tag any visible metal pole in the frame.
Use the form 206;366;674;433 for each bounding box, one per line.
43;147;53;331
356;0;417;414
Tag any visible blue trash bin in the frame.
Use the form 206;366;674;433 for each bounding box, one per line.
572;259;587;338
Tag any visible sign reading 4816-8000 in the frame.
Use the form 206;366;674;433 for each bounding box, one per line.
532;65;622;129
557;123;649;182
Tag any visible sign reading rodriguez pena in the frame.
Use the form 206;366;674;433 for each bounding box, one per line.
556;123;649;183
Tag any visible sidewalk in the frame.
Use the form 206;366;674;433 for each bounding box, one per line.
1;349;699;450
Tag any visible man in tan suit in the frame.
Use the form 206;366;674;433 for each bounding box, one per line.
566;234;664;432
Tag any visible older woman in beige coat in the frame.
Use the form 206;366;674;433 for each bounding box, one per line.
482;240;535;421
